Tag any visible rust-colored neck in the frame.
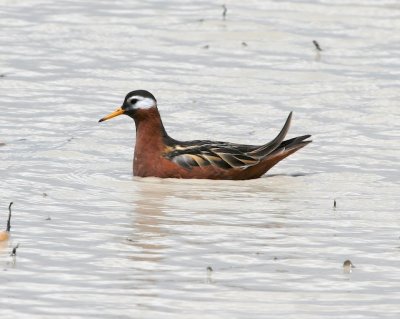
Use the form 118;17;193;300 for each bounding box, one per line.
133;107;168;145
131;107;169;175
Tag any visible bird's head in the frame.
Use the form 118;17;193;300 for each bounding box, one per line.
99;90;157;122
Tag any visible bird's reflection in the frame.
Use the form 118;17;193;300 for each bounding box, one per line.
125;177;294;265
126;179;172;263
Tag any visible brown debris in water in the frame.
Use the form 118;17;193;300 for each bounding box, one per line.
343;259;355;273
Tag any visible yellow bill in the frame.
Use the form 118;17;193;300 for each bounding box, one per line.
99;107;124;122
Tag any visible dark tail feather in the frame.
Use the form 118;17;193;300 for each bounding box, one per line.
241;137;311;179
268;137;311;162
248;112;292;158
278;134;312;152
253;136;311;177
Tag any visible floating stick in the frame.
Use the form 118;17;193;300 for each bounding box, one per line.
0;202;13;241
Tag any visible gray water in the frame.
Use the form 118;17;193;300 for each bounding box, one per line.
1;1;400;318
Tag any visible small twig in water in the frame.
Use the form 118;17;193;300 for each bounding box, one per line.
0;202;13;241
206;266;213;283
7;202;13;232
313;40;322;51
11;243;19;256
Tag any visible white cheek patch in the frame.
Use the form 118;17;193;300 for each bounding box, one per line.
128;96;155;110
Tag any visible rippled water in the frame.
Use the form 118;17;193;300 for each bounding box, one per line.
1;1;400;318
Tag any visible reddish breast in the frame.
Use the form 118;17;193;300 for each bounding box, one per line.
132;109;233;179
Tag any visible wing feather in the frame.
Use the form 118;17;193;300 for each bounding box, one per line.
248;112;292;158
164;112;295;171
172;154;199;170
217;152;258;168
165;144;259;171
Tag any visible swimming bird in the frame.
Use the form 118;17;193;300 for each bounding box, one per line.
99;90;311;179
0;202;13;241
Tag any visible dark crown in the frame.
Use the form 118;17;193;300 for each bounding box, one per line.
125;90;157;103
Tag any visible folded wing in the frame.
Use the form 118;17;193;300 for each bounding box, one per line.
164;112;310;171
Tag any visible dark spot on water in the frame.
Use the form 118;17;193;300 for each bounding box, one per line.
343;259;355;273
313;40;322;51
202;45;210;49
10;244;19;256
222;4;227;20
268;172;316;178
291;173;309;177
207;266;213;272
242;42;248;47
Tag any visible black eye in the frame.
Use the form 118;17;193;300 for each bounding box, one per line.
129;99;138;104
